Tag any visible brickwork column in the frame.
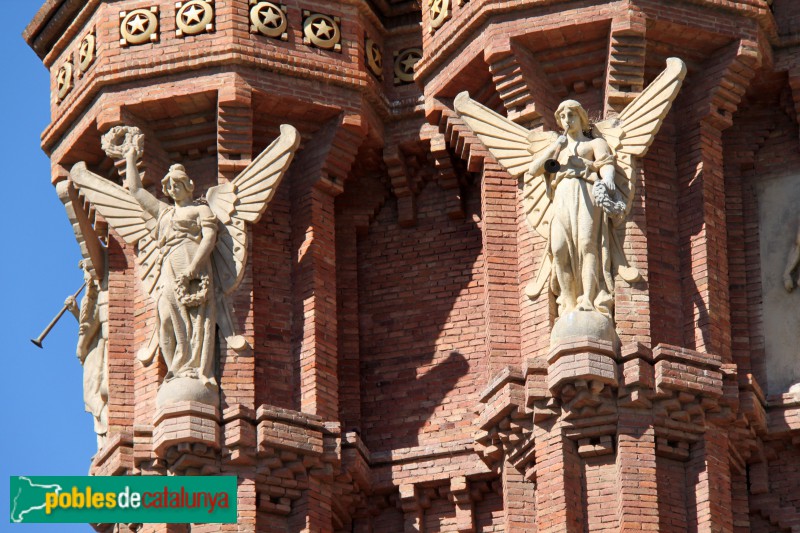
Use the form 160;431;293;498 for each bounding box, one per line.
335;220;361;430
216;77;257;411
481;160;522;377
615;410;658;531
502;461;536;532
289;114;365;532
534;419;583;533
688;427;734;533
291;113;365;421
677;40;760;358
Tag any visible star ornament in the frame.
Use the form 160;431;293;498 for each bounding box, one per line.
57;68;68;87
79;40;91;62
127;13;148;34
182;4;205;25
401;54;420;73
176;1;214;36
302;12;341;51
56;62;73;100
258;5;281;27
312;19;334;39
120;8;159;45
250;2;287;39
369;46;382;69
394;48;422;84
428;0;450;30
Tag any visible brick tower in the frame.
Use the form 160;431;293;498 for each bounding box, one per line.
24;0;800;531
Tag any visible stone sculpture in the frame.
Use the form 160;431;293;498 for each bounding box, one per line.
70;124;300;407
455;57;686;344
65;260;108;449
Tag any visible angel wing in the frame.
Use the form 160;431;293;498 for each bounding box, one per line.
454;93;558;241
454;93;560;299
69;163;163;299
592;57;686;282
206;124;300;298
593;57;687;216
70;163;165;361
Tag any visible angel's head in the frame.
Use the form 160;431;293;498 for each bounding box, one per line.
162;164;195;203
555;100;590;134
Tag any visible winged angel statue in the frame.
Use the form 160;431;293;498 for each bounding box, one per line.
70;125;300;406
455;57;685;338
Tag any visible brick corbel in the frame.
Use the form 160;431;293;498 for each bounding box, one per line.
89;431;134;476
398;484;423;532
449;477;475;533
484;38;558;130
383;143;419;227
426;98;488;173
217;76;254;181
604;12;646;116
297;112;368;195
425;124;465;220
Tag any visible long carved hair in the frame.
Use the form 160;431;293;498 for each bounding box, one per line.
554;100;591;133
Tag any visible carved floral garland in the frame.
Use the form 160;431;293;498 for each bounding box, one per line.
174;273;209;307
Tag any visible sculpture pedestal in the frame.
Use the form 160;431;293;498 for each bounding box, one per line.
152;401;220;459
547;337;618;396
551;309;617;347
156;376;218;408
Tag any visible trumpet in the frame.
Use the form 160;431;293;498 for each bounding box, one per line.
30;281;87;349
544;133;566;174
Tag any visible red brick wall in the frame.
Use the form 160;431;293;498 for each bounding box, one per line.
358;180;483;451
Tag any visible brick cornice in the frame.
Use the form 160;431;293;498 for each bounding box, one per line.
416;0;773;88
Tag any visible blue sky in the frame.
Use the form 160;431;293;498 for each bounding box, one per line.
3;4;97;531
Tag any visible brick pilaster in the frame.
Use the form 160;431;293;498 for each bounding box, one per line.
616;410;658;531
687;427;734;533
502;460;536;532
534;420;584;533
291;114;366;422
677;40;760;359
482;160;522;376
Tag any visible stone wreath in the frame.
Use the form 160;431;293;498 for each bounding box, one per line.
174;272;210;307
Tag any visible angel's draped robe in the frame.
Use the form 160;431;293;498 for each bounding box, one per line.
550;151;616;317
77;279;108;443
155;204;218;385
